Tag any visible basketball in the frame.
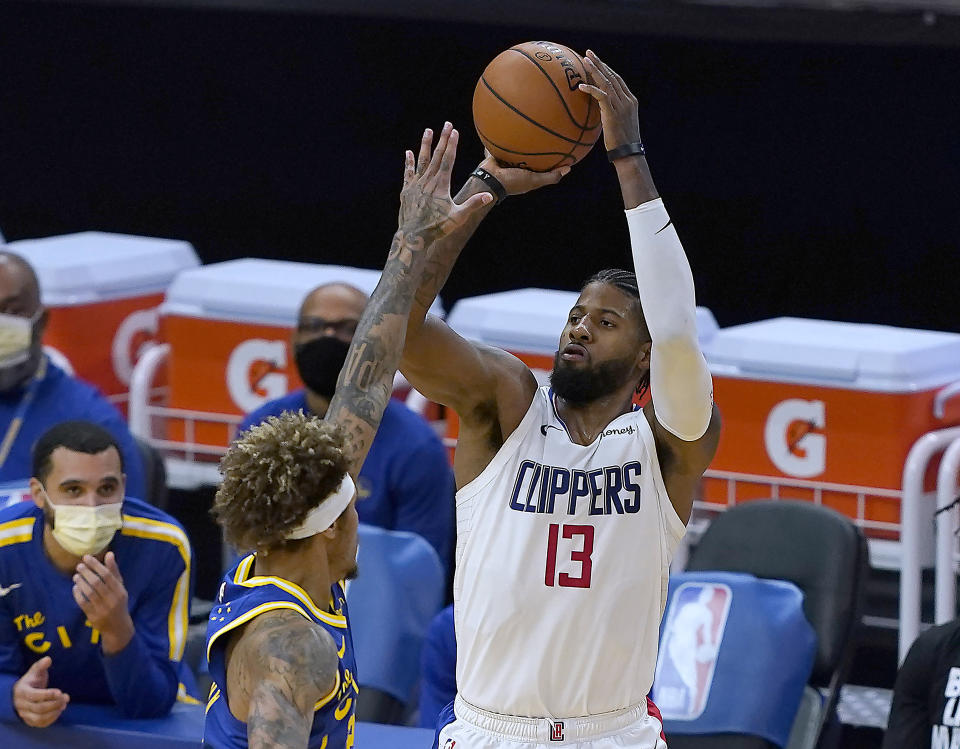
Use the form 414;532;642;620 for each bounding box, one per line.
473;41;602;173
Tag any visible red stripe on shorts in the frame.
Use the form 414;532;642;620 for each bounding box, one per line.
646;695;666;741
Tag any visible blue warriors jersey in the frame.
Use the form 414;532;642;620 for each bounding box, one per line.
203;554;358;749
0;497;195;721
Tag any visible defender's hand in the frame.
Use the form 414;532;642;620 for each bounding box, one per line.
399;122;493;241
13;656;70;727
73;552;135;654
578;50;641;152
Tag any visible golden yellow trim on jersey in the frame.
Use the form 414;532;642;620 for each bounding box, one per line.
337;635;346;658
314;670;341;712
121;514;191;663
206;687;221;714
232;554;347;629
205;601;312;662
234;553;255;584
177;682;202;705
0;517;36;548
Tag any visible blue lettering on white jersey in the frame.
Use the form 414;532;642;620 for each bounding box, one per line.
508;461;643;516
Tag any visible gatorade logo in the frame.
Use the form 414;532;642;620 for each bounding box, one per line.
111;309;159;386
226;339;288;413
763;399;826;478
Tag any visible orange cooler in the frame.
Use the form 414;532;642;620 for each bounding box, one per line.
7;232;199;411
444;287;718;443
159;258;445;449
701;317;960;544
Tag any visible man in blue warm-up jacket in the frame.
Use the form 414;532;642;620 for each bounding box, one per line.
0;420;195;727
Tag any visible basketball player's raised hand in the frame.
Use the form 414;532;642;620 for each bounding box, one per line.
578;50;641;152
399;122;493;243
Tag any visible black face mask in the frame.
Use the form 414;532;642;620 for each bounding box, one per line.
294;336;351;400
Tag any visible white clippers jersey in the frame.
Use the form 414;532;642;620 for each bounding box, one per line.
453;386;686;719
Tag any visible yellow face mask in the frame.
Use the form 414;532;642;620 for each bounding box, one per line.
0;311;37;367
42;488;123;557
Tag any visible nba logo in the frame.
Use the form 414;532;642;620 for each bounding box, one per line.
550;721;564;741
652;582;732;720
442;740;456;749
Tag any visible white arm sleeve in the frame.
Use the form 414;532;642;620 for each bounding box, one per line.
626;198;713;441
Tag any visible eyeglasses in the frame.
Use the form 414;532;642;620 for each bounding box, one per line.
296;316;359;338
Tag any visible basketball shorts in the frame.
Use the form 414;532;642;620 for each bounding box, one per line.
438;695;669;749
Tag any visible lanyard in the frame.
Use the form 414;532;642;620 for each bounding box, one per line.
0;356;48;470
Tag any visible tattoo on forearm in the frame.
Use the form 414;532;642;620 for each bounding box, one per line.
326;170;489;471
327;230;430;473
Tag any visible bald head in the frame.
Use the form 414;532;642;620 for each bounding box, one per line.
295;283;368;345
0;251;42;315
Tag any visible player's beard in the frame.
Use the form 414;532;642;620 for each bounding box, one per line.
345;563;359;581
550;351;637;405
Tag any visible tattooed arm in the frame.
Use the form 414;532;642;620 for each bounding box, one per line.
325;122;492;477
397;149;567;486
225;610;339;749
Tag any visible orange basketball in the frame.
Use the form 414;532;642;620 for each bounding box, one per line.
473;41;602;172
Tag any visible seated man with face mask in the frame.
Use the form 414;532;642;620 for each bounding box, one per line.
238;282;455;568
0;420;195;727
0;251;146;504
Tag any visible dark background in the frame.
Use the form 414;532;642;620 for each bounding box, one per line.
1;0;958;333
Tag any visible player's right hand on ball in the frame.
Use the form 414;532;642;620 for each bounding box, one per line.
399;122;493;241
13;656;70;727
480;150;570;198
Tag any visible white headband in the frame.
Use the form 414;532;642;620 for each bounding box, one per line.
284;474;356;541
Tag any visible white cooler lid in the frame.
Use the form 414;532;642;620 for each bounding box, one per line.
447;287;719;355
8;232;200;305
161;258;445;325
704;317;960;391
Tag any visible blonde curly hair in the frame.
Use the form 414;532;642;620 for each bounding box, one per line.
212;411;349;552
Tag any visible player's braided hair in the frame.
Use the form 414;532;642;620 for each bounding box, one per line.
583;268;651;401
212;411;349;553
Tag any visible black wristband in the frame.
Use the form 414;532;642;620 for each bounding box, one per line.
606;141;646;163
470;167;507;204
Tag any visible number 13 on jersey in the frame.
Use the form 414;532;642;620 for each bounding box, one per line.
544;524;595;588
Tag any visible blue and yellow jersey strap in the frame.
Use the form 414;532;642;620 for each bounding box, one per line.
230;555;348;630
206;600;313;663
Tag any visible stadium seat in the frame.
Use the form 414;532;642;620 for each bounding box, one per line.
134;436;169;510
653;571;815;749
680;500;868;749
347;524;445;724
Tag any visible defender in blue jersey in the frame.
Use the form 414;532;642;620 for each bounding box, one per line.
202;123;494;749
205;554;359;749
0;420;194;726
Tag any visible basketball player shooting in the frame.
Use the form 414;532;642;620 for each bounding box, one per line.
202;124;492;749
400;51;721;748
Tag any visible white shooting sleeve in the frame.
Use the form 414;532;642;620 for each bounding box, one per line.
626;198;713;441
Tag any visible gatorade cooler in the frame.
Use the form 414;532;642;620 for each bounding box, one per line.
444;288;719;446
701;318;960;543
7;232;199;413
159;258;445;450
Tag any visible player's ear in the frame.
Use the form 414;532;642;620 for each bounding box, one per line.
28;478;47;509
636;341;652;369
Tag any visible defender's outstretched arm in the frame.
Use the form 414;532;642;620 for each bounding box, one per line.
326;123;492;477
